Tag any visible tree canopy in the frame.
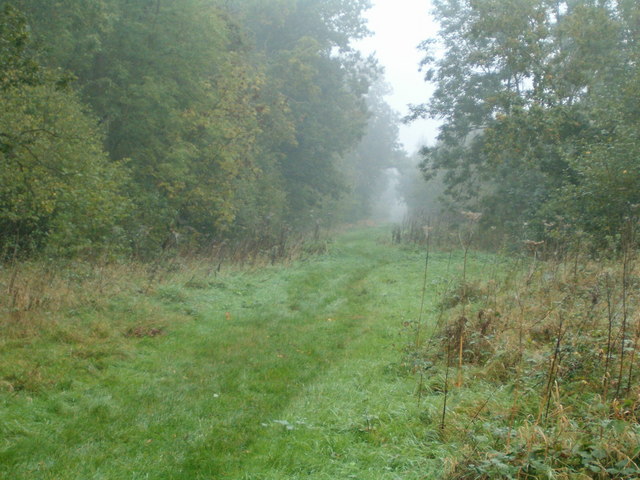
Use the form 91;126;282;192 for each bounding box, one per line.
414;0;640;247
0;5;128;257
0;0;403;258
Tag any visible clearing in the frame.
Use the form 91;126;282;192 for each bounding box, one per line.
1;227;487;479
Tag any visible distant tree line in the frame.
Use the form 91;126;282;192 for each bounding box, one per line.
414;0;640;249
0;0;406;259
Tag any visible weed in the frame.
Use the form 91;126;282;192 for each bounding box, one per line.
406;226;640;479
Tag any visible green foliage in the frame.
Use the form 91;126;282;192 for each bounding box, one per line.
408;236;640;480
0;84;130;256
0;5;128;257
415;0;640;248
0;0;388;257
235;0;377;225
544;124;640;242
0;4;41;90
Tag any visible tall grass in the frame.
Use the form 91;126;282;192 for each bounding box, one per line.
400;215;640;478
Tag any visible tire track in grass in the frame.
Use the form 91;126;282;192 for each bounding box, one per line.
227;245;443;479
173;249;393;478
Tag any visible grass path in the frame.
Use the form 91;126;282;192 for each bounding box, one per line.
1;228;488;479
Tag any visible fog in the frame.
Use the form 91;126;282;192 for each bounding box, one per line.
372;168;408;223
355;0;441;154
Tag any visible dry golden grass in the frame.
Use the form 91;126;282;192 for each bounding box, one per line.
417;248;640;478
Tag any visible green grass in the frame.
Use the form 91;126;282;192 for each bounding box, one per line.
0;227;498;479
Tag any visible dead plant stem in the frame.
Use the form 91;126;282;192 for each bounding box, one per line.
615;232;632;398
441;341;452;432
543;315;566;423
604;273;614;399
626;315;640;394
414;230;431;349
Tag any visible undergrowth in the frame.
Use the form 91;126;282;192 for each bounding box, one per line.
3;223;639;478
0;231;329;395
408;239;640;479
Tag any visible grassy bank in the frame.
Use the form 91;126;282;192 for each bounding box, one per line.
408;239;640;479
0;227;469;478
2;227;638;479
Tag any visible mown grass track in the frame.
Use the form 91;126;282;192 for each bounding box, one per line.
1;228;495;479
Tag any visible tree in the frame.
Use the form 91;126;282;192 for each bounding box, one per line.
414;0;640;244
0;5;128;256
235;0;377;226
9;0;269;248
4;0;379;254
0;4;41;90
341;80;408;221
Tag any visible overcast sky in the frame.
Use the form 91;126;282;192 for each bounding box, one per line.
354;0;441;155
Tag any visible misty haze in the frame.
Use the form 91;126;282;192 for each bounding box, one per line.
1;1;639;478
